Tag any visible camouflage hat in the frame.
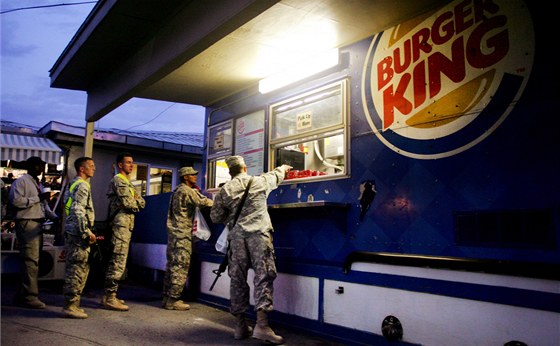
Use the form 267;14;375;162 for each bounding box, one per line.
178;166;198;176
225;155;245;169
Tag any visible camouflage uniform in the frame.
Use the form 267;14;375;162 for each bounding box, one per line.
63;177;95;305
210;165;288;315
163;183;213;299
104;173;145;294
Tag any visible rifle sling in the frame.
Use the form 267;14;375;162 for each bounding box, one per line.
210;177;252;291
231;177;253;229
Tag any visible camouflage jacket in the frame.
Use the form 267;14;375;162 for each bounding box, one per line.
166;182;213;239
106;173;145;218
210;166;288;237
64;177;95;239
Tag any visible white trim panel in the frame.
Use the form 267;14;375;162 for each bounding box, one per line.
200;261;319;319
350;262;560;294
323;280;560;346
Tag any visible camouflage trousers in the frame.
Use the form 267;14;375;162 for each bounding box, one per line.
63;233;91;304
228;231;277;315
163;236;192;299
104;223;132;294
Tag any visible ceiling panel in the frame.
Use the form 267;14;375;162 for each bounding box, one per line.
138;0;448;106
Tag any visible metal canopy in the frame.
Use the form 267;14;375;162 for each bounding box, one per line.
0;134;62;164
49;0;450;123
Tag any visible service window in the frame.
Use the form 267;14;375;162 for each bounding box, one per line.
210;158;230;188
270;79;349;181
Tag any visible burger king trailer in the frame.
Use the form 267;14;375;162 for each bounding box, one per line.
51;0;558;345
188;1;559;345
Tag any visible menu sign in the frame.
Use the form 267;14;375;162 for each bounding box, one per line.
235;110;265;175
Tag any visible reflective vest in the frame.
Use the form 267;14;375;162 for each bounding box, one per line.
65;179;90;216
116;173;136;197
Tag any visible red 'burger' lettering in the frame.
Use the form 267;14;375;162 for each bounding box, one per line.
376;0;508;129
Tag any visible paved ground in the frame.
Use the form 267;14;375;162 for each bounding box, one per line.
1;276;346;346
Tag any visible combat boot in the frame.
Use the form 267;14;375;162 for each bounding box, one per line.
75;300;86;313
163;297;190;310
102;293;129;311
62;302;88;319
14;296;46;309
252;310;284;344
234;313;253;340
101;295;125;305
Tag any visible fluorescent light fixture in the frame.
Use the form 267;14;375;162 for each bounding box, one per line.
258;48;339;94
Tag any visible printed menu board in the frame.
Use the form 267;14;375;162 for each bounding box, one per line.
234;110;265;175
208;121;232;158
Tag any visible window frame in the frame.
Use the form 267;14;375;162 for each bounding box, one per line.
268;79;350;183
130;162;175;196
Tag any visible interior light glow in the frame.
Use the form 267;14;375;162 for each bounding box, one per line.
57;156;64;171
304;89;339;104
259;48;339;94
276;100;304;112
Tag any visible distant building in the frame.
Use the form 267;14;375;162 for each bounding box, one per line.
1;120;204;224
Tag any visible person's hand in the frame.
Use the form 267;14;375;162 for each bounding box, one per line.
281;164;293;171
88;233;97;245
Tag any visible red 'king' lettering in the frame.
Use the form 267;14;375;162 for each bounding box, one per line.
376;0;508;130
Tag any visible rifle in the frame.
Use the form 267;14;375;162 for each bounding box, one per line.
209;253;228;291
209;177;253;291
88;223;104;263
91;234;104;262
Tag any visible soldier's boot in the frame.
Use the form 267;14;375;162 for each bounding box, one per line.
234;313;253;340
101;295;125;305
163;297;190;311
252;310;284;344
102;293;129;311
62;301;88;319
76;300;85;313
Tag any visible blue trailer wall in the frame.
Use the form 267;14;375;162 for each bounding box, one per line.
202;0;558;268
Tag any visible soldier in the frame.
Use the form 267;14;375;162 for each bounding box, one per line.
210;155;291;344
101;152;145;311
61;157;97;319
162;166;213;310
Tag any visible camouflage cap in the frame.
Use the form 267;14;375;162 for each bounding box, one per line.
225;155;245;169
178;166;198;176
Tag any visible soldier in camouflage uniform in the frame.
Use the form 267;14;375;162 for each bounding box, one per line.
210;155;291;344
62;157;97;319
162;166;213;310
102;152;145;311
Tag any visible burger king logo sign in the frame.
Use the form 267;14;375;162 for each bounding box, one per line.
361;0;533;159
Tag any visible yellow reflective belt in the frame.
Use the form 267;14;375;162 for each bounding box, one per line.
65;179;90;216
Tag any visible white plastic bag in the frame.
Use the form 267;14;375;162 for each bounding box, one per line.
193;208;211;241
215;225;229;254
